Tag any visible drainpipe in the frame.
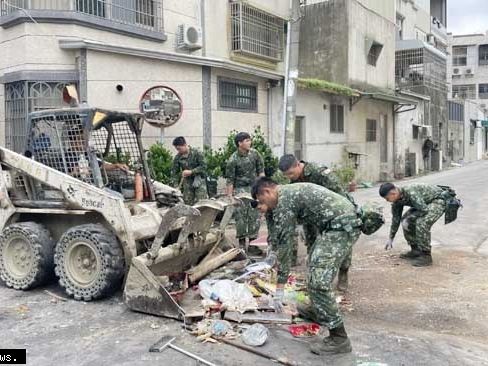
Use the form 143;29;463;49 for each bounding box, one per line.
281;0;292;155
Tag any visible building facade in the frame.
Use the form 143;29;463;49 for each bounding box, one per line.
0;0;289;151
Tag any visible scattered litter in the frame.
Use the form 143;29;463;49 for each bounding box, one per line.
224;310;292;324
44;290;68;302
241;323;269;346
358;181;374;188
199;279;258;313
288;323;320;338
150;323;160;330
15;305;29;314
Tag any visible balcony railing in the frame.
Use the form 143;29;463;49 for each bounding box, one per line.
0;0;163;34
431;16;447;46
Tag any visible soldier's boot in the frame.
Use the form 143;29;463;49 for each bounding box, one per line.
399;246;422;259
310;324;352;355
337;269;349;292
296;303;317;322
411;252;433;267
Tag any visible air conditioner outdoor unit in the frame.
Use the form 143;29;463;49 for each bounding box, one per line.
177;24;202;50
466;68;473;74
453;68;459;74
421;125;432;138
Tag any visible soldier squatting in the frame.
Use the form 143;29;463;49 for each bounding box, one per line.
171;131;460;355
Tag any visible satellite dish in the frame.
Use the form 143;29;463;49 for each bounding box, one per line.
139;86;183;128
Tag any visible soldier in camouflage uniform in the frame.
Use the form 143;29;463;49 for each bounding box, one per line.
278;154;356;290
380;182;447;267
171;136;208;205
252;177;361;354
226;132;265;249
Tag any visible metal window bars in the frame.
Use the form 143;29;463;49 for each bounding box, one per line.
395;47;447;93
0;0;162;31
230;1;284;62
218;79;257;111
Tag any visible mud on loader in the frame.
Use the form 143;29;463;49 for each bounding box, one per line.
0;107;235;319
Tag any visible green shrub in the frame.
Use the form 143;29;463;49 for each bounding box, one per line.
332;164;356;188
147;143;173;184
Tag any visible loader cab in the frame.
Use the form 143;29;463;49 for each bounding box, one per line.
25;108;156;202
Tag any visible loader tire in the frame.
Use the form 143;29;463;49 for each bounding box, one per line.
54;224;125;301
0;222;54;290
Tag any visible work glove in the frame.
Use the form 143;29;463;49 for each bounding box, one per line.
264;251;278;268
272;287;285;313
385;238;394;250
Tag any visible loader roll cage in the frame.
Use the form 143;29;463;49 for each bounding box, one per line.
25;108;155;201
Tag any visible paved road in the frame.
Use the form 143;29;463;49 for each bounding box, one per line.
1;162;488;365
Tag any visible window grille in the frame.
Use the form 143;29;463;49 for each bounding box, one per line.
218;78;257;112
230;1;284;62
367;42;383;66
452;84;476;99
5;81;70;153
479;83;488;99
452;46;467;66
366;119;377;142
479;45;488;66
448;101;464;122
329;104;344;133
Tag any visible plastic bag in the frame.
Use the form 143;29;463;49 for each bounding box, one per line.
199;279;258;313
242;323;269;347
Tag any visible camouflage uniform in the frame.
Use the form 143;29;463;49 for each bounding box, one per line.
269;183;361;329
226;149;264;240
290;162;356;270
171;147;208;205
389;183;446;253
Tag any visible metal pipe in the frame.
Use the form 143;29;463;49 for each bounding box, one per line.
281;0;292;156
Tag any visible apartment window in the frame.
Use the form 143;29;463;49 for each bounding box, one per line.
452;84;476;99
452;46;467;66
218;78;257;112
413;125;420;140
76;0;106;17
480;45;488;66
448;101;464;121
479;84;488;99
230;1;285;62
5;81;71;152
366;119;377;142
367;42;383;66
330;104;344;133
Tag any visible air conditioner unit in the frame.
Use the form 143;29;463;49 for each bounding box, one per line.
421;125;432;138
465;68;473;74
453;68;459;74
177;24;202;50
427;34;435;45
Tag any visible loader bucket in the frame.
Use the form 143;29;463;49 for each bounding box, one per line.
123;200;235;319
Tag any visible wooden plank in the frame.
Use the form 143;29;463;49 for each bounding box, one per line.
224;311;292;324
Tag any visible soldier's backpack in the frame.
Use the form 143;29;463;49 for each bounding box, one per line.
358;202;385;235
437;185;462;224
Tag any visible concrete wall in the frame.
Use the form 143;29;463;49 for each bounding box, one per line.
298;0;349;84
347;98;394;182
295;90;348;165
294;88;394;182
348;0;396;90
0;85;4;146
210;68;269;148
84;51;271;150
396;0;431;39
394;101;426;177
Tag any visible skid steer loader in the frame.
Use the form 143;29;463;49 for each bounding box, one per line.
0;106;235;319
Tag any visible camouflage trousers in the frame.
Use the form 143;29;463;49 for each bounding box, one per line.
401;199;445;252
307;228;361;330
234;186;260;240
182;181;208;206
303;224;352;271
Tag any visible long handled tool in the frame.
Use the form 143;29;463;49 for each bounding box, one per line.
149;336;217;366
